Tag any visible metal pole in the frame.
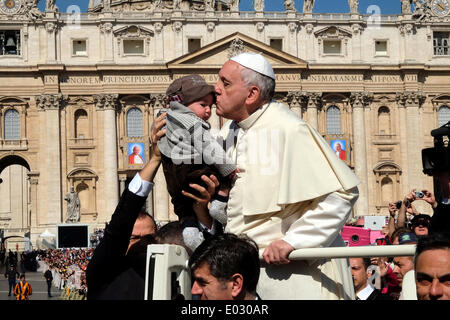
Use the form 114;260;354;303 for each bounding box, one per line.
276;245;417;261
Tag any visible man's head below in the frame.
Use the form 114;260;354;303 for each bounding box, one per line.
188;233;260;300
215;53;275;122
127;209;157;253
414;233;450;300
166;74;215;121
393;255;414;287
349;257;371;294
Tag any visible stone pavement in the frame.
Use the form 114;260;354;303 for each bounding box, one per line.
0;262;63;300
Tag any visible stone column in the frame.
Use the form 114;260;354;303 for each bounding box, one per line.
150;94;169;223
286;91;304;118
36;94;63;224
306;92;322;130
287;22;298;56
396;92;425;192
172;21;183;57
45;22;57;63
94;94;120;219
350;92;373;215
100;22;114;62
153;22;164;62
27;172;40;228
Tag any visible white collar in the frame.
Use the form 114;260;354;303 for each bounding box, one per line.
442;198;450;205
357;284;375;300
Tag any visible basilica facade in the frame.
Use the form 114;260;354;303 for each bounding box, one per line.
0;0;449;249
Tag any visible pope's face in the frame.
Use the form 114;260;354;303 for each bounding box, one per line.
133;146;140;155
336;143;342;151
215;60;251;122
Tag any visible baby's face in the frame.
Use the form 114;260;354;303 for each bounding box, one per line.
187;93;214;121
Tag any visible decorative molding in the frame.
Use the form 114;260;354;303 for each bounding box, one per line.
350;92;374;108
227;38;246;58
206;21;215;33
172;21;183;33
256;21;265;33
93;94;119;111
36;93;64;110
395;91;426;107
100;22;113;34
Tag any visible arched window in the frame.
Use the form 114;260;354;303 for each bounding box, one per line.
378;106;391;135
381;176;393;204
326;105;341;134
4;109;20;140
438;105;450;127
127;107;143;137
76;182;89;214
74;109;89;138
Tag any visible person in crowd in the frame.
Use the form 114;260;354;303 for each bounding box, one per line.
349;257;392;300
414;233;450;300
14;274;32;300
157;74;236;252
393;232;418;300
86;116;164;300
397;189;435;233
178;52;360;299
44;268;53;297
410;214;431;237
4;264;20;297
155;221;193;256
188;233;260;300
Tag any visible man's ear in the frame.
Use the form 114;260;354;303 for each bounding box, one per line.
245;85;261;105
230;273;244;299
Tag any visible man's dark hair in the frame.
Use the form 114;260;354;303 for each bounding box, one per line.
138;209;157;228
155;221;192;256
188;233;260;293
414;232;450;268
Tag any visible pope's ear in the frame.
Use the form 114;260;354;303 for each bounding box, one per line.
245;85;261;105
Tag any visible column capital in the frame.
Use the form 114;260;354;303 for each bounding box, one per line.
94;94;119;111
149;93;167;110
396;91;425;108
36;93;65;110
350;92;373;109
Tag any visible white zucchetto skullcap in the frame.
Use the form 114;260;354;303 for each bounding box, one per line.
230;52;275;80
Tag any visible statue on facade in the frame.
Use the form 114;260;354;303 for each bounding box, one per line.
65;186;80;223
205;0;215;11
229;0;239;11
254;0;264;12
303;0;315;13
173;0;182;10
284;0;295;12
348;0;359;13
402;0;411;14
45;0;57;12
25;0;44;20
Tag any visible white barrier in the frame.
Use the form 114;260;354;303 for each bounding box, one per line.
144;244;417;300
288;244;416;260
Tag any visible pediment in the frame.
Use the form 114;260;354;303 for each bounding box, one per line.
314;26;352;38
167;32;307;71
113;25;154;37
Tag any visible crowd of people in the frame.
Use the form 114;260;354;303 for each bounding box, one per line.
36;248;94;300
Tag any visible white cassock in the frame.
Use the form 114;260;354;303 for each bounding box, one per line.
218;101;360;300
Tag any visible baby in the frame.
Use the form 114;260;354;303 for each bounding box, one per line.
157;74;236;252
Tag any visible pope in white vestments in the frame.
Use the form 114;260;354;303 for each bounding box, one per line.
214;53;361;300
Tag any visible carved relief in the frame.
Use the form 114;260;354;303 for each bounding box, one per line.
227;38;246;58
